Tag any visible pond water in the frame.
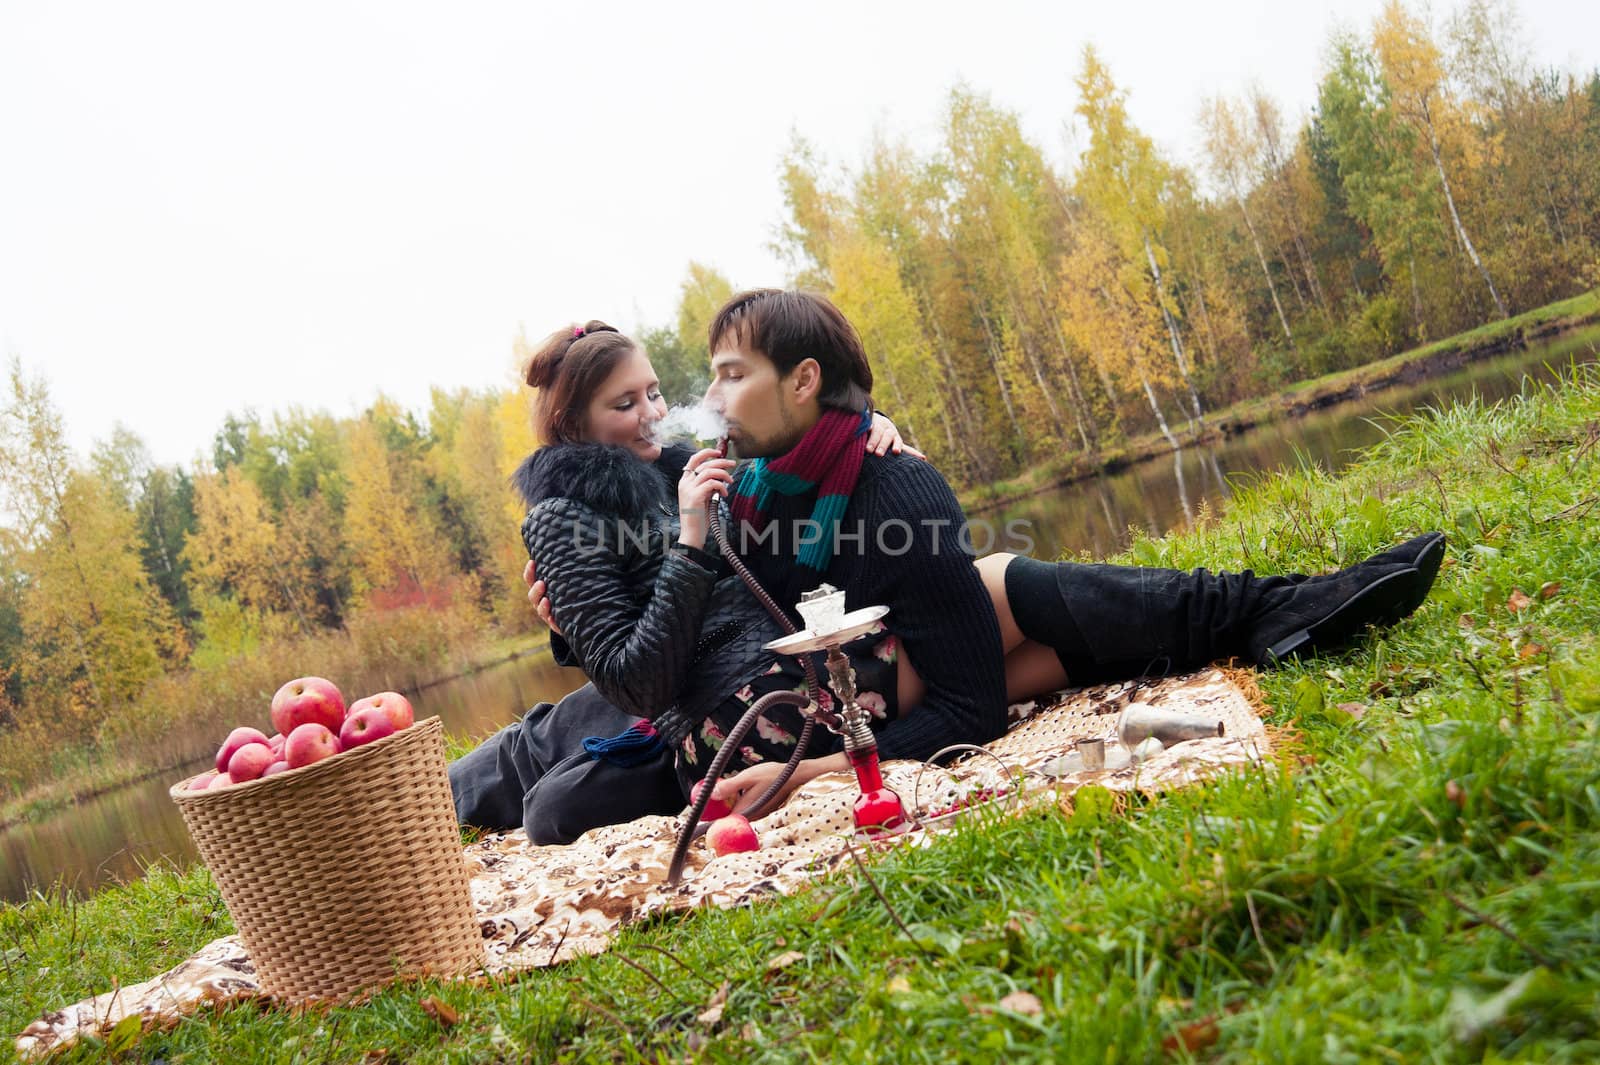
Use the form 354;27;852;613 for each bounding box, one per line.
3;325;1595;904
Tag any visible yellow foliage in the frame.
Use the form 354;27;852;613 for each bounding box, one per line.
340;416;453;599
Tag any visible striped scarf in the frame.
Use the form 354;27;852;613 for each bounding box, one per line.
727;405;870;573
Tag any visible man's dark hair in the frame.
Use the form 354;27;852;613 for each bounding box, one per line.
708;289;873;412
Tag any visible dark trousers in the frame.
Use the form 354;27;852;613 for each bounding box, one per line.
447;682;685;845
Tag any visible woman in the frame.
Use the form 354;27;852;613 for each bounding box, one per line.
452;319;1444;841
449;321;918;842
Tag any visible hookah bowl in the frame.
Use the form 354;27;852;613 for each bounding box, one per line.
765;585;907;835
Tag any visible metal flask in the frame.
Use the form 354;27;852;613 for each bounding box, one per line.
1116;702;1225;747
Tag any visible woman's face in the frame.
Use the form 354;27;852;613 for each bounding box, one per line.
582;347;668;460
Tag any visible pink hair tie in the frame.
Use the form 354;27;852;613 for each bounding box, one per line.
572;326;585;338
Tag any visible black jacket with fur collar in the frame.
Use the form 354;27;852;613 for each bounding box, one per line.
514;442;779;747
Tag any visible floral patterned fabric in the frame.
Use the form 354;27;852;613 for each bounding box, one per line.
674;628;899;793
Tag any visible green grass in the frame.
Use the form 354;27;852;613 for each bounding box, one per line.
5;367;1600;1062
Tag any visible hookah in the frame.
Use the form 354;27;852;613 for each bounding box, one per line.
666;437;907;885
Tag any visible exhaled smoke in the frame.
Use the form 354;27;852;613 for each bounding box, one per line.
647;404;727;446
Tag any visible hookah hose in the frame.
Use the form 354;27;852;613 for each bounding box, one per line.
666;438;830;885
667;688;811;885
705;479;827;820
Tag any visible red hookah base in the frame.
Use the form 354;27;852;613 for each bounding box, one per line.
848;749;907;833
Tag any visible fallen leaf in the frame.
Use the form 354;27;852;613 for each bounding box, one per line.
105;1013;143;1055
704;980;730;1010
1335;702;1368;719
1507;589;1533;612
419;996;459;1028
1162;1015;1220;1055
1538;581;1561;599
1449;969;1562;1044
766;950;806;973
996;990;1044;1016
697;1001;725;1026
904;923;964;957
887;975;912;994
1518;642;1545;660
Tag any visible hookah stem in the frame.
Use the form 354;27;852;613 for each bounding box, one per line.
667;689;811;886
705;435;826;821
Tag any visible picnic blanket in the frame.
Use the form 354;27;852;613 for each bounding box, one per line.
16;669;1275;1059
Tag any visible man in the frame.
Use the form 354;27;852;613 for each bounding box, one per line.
687;289;1009;806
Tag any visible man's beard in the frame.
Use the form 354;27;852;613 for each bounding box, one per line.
728;396;805;459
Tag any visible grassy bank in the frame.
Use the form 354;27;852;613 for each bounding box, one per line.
961;286;1600;513
0;606;547;830
5;366;1600;1062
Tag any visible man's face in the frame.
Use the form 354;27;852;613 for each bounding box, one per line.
704;344;814;458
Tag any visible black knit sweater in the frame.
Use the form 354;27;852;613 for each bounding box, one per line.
732;451;1008;762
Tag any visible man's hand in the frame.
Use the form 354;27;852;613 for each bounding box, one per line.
866;412;925;458
522;558;562;636
709;753;850;815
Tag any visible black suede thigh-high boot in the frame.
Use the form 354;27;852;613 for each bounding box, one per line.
1007;557;1299;684
1003;532;1445;681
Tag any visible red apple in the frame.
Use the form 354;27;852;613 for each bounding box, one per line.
691;779;733;821
262;760;291;778
267;733;286;758
349;691;413;732
339;704;396;750
216;727;271;774
227;742;276;782
271;677;345;736
284;722;341;769
705;814;760;856
207;771;235;790
188;770;218;792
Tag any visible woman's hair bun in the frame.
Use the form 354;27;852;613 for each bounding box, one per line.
524;321;622;389
521;320;637;443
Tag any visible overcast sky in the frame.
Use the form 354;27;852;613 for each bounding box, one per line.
3;1;1595;469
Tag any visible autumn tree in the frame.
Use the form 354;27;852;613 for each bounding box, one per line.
676;262;736;363
1319;32;1445;336
1075;47;1205;430
0;360;184;732
340;406;454;602
1373;0;1509;318
181;465;320;639
1200;95;1297;348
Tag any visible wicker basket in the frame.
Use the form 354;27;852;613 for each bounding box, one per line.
170;716;484;1000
